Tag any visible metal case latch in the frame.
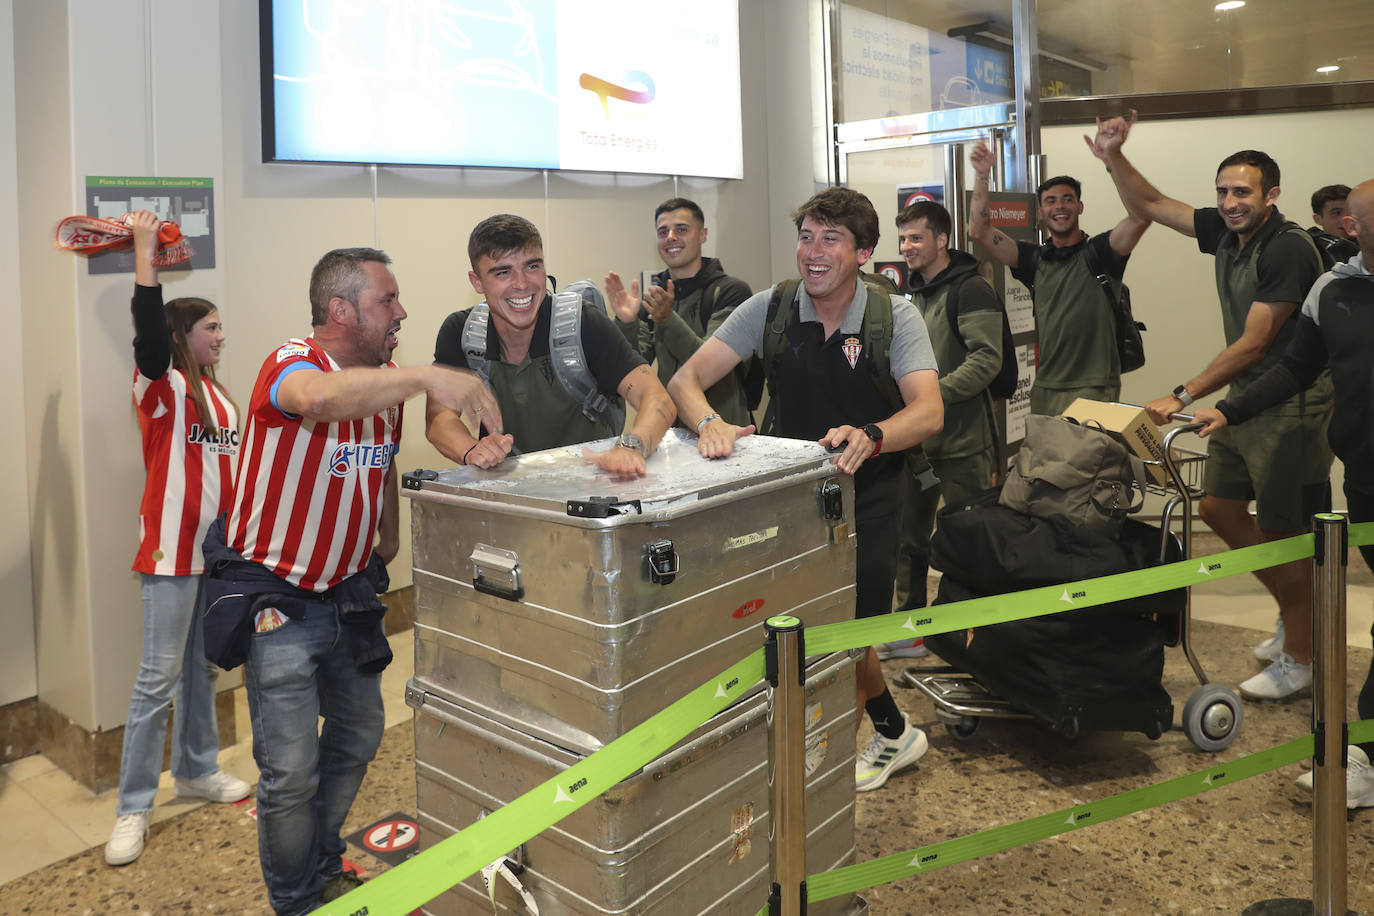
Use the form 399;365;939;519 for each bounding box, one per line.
402;468;439;490
817;478;844;521
645;539;679;586
567;496;643;518
471;544;524;601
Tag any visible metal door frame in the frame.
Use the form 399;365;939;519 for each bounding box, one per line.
824;0;1042;207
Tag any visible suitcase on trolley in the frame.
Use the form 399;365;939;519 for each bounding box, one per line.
922;490;1183;740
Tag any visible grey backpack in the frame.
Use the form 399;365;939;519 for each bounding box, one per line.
999;414;1150;533
461;279;625;430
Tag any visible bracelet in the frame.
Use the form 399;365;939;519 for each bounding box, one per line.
695;412;721;434
462;443;478;465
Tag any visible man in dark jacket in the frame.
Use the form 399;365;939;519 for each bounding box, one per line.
890;201;1003;626
605;198;754;426
1195;178;1374;806
1307;183;1360;266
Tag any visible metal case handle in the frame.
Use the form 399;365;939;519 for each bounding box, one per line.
471;544;523;601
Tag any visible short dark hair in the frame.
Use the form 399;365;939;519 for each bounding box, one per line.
654;197;705;225
1216;150;1281;195
1311;184;1351;215
308;248;392;326
468;214;543;272
1036;175;1082;200
895;200;951;240
792;187;880;252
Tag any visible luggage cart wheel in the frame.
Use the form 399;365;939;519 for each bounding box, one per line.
1181;684;1244;752
943;715;980;741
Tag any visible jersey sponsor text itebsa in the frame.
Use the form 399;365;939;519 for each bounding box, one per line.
227;337;402;592
133;362;239;576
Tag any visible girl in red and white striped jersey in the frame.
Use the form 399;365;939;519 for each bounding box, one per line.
105;211;251;868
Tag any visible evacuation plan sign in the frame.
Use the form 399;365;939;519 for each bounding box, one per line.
83;176;215;274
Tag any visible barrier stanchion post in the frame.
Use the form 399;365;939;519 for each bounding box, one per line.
1244;513;1353;916
1312;513;1350;916
765;615;807;916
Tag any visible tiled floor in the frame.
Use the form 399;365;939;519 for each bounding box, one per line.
0;629;418;888
2;550;1371;900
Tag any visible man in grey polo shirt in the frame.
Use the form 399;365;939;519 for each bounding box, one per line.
669;186;943;793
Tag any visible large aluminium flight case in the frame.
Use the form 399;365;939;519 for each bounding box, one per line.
401;431;868;915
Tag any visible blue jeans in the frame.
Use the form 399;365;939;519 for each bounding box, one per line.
116;574;222;815
245;600;384;916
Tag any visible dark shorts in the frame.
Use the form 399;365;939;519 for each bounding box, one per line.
1203;403;1333;531
854;468;905;620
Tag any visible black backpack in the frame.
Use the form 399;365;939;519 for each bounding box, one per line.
1306;227;1359;270
1081;242;1146;373
941;276;1019;399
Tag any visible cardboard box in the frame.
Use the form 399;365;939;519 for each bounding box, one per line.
1062;398;1169;484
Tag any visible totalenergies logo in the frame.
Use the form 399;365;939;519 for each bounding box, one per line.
579;70;655;117
328;442;399;478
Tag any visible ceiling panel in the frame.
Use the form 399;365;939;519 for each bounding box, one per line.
840;0;1374;94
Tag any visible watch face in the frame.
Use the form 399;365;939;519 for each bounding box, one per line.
863;424;883;441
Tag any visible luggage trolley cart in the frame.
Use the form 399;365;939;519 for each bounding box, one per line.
903;421;1245;752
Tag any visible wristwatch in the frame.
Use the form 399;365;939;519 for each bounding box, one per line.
861;423;884;457
1171;384;1195;408
617;433;649;459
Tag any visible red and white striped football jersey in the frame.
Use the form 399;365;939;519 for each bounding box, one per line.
226;338;403;592
133;364;240;576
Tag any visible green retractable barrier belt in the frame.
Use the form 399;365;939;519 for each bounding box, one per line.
312;650;767;915
807;534;1315;656
310;521;1374;915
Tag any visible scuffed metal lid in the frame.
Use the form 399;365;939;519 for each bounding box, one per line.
403;429;837;522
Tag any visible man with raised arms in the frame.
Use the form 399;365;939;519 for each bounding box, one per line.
967;138;1149;416
1091;111;1333;702
1194;179;1374;805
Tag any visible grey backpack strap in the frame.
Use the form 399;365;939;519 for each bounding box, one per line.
462;303;493;383
550;280;626;430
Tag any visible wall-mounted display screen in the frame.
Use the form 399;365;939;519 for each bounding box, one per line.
260;0;743;179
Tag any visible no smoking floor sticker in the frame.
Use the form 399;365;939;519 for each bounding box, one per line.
346;811;419;867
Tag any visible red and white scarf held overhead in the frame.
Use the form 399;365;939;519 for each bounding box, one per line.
55;212;193;267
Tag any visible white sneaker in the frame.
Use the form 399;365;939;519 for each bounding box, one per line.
877;638;928;661
1238;652;1312;701
1254;616;1285;662
105;812;149;866
175;770;251;803
855;715;929;792
1295;746;1374;808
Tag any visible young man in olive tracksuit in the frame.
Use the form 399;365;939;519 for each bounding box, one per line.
890;201;1003;621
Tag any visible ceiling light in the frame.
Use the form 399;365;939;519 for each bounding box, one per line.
1316;65;1340;73
1215;1;1245;10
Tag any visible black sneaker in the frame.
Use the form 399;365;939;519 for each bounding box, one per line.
319;868;365;903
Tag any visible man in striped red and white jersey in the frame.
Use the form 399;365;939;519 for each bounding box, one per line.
215;248;498;915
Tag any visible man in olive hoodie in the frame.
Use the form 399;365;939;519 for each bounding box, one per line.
605;198;754;426
892;200;1003;615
